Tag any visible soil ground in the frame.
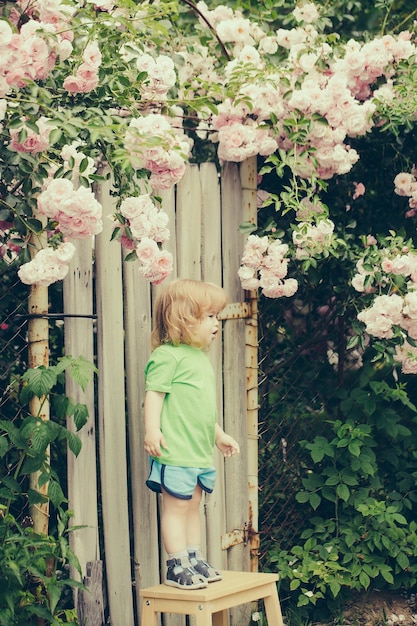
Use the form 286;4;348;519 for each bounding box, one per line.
334;591;417;626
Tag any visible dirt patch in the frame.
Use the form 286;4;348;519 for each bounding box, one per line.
339;591;417;626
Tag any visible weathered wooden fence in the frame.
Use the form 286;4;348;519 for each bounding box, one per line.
63;157;259;626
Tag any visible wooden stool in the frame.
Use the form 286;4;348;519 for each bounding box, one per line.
140;570;283;626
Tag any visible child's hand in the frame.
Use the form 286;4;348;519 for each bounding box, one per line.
216;432;240;458
144;429;168;457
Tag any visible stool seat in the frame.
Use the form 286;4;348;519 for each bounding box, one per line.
140;570;283;626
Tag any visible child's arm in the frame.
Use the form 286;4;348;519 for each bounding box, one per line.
215;423;240;457
144;390;168;457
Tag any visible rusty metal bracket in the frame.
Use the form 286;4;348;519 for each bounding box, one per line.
221;523;260;550
221;527;246;551
218;302;252;321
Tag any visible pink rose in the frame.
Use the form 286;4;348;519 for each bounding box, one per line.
9;116;55;153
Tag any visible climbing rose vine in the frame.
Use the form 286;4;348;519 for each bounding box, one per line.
1;0;417;371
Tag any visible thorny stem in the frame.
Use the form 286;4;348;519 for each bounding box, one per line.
180;0;231;61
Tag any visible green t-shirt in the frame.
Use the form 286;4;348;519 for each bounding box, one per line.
144;343;217;468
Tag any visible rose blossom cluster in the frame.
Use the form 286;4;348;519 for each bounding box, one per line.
17;241;76;287
9;117;56;153
116;195;170;248
351;236;417;373
292;219;336;260
286;75;375;179
351;244;417;294
63;41;101;93
124;114;190;190
135;238;173;285
394;171;417;218
37;178;103;239
188;3;416;180
60;142;97;182
134;52;176;100
0;220;22;261
114;194;173;284
238;235;298;298
394;341;417;375
196;2;267;56
332;33;416;101
0;2;73;97
357;292;417;374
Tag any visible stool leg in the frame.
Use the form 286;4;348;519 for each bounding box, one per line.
141;597;158;626
213;609;228;626
194;604;214;626
263;583;284;626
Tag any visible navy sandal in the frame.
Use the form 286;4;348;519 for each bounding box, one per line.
188;551;223;583
165;557;208;589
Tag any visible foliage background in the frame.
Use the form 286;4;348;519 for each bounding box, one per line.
2;0;417;623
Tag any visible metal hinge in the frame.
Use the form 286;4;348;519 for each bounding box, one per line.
221;523;251;550
218;302;251;321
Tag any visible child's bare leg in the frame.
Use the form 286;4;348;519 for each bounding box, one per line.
185;485;203;546
161;489;207;589
186;486;222;583
161;489;189;554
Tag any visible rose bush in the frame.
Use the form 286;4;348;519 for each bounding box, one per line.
0;0;417;375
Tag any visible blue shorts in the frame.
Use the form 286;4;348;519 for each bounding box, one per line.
146;459;216;500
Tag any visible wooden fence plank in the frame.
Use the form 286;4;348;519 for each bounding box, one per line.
152;185;182;626
221;163;251;625
123;259;160;623
95;173;135;626
77;561;105;626
176;164;202;279
63;239;102;623
200;162;227;573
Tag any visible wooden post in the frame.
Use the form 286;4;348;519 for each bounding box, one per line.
240;157;259;572
28;228;50;535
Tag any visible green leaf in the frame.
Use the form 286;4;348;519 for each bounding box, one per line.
329;580;341;597
310;492;321;510
31;422;53;454
295;491;310;503
348;442;361;457
380;568;394;584
359;571;370;589
67;431;82;457
26;218;44;233
48;480;66;508
336;484;350;501
48;128;62;145
396;551;410;570
67;356;97;392
20;452;42;474
27;488;49;505
73;404;89;431
46;582;62;615
21;367;57;400
0;436;9;458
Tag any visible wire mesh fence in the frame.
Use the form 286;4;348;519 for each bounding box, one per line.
0;263;28;421
257;295;331;566
255;292;411;572
0;260;65;523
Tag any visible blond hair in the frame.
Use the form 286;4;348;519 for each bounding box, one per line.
151;279;227;349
